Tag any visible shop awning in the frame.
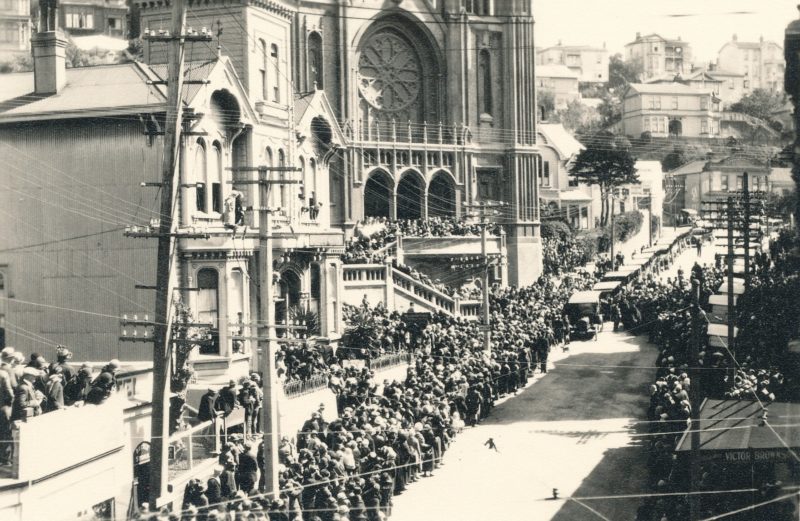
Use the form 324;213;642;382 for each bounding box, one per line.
718;278;746;295
675;399;800;460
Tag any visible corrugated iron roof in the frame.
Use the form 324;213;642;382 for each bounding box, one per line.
0;62;167;119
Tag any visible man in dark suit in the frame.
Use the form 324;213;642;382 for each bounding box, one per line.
215;380;238;417
198;387;218;422
12;368;42;421
237;442;259;494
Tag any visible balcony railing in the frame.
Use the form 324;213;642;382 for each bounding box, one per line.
391;267;456;315
368;352;412;372
343;264;387;282
346;120;470;147
167;418;222;481
283;373;330;398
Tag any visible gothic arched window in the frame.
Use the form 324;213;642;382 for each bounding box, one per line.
270;44;280;103
308;32;323;90
479;49;492;115
194;139;207;212
259;39;267;100
278;149;286;209
211;142;223;213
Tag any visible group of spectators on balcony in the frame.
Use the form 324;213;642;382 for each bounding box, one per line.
343;217;501;265
0;346;122;466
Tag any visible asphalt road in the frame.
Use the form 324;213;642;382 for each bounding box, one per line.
390;327;659;521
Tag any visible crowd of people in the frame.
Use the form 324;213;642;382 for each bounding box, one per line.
169;264;598;521
633;233;800;521
342;217;501;265
0;346;122;466
143;222;800;521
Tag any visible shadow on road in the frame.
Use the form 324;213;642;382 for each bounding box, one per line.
486;333;657;423
550;444;650;521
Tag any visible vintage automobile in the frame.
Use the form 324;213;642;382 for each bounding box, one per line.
564;290;604;341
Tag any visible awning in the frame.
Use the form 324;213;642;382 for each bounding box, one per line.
675;399;800;460
682;208;699;216
708;294;736;307
707;322;738;348
718;279;745;295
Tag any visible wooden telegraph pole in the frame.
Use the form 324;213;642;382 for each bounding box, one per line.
742;172;751;290
139;2;211;508
147;0;187;508
726;196;736;380
228;165;302;498
464;201;505;352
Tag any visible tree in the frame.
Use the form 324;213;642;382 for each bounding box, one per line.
661;146;688;172
552;99;601;133
730;89;787;123
569;134;639;225
608;54;642;93
537;89;555;121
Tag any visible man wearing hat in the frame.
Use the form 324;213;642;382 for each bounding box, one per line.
0;347;18;388
215;379;239;417
54;345;76;384
198;387;219;422
12;367;43;421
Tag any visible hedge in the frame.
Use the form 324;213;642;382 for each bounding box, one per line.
590;211;644;253
540;220;572;241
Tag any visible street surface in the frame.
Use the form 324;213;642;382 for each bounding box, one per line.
391;328;656;521
390;225;699;521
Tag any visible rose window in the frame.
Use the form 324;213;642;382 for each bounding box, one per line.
358;32;422;112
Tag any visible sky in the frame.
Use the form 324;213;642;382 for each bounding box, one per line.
534;0;798;64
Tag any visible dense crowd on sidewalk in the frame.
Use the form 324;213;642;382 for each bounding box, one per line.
170;268;596;521
634;234;800;521
0;346;123;466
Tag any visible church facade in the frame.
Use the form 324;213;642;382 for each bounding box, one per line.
136;0;543;288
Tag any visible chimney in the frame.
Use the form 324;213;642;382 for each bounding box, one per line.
733;33;738;42
760;35;764;44
603;41;607;49
31;29;67;95
636;32;641;39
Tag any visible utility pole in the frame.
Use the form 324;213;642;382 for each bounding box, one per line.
648;195;653;247
480;214;491;353
726;196;735;382
147;0;187;508
464;201;505;353
609;192;616;268
228;165;301;499
689;276;703;521
259;200;279;498
742;172;751;290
